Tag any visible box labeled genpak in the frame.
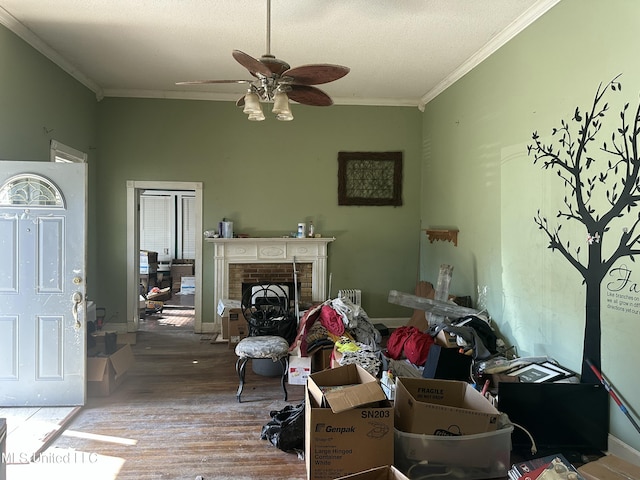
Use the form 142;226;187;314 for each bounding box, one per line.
308;363;386;414
394;377;499;435
306;364;393;480
288;355;311;385
87;343;135;397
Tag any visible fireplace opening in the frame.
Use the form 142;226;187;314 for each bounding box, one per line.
241;282;300;310
230;263;313;307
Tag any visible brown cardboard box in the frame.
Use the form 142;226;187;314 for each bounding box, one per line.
171;262;194;291
87;344;135;397
434;329;459;349
335;466;409;480
306;364;394;480
308;363;386;413
310;345;333;372
227;308;248;349
139;250;158;265
578;455;640;480
394;377;499;435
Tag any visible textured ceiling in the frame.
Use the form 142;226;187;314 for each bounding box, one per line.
0;0;560;109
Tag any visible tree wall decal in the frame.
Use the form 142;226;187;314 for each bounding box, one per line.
528;75;640;384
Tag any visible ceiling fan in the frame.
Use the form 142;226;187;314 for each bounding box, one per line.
176;0;350;121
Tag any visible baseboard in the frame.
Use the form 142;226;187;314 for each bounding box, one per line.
608;434;640;466
199;322;218;334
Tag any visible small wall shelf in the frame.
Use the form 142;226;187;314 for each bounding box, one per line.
424;228;459;246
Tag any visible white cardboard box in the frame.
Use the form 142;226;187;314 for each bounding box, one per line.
217;298;241;317
180;276;195;294
288;356;311;385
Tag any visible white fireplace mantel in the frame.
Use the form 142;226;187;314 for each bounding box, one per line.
205;237;335;319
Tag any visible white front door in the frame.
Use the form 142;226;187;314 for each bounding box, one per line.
0;161;87;406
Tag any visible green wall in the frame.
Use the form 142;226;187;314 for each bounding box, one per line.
421;0;640;452
95;98;422;324
0;25;99;291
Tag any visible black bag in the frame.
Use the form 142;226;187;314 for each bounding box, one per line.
260;401;305;453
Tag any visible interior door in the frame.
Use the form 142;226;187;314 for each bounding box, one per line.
0;161;87;406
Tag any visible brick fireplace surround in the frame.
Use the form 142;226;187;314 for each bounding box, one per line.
205;237;335;329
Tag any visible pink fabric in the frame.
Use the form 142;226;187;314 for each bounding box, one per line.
386;326;416;360
386;325;434;366
403;331;434;366
319;305;345;336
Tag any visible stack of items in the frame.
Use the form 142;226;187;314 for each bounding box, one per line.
278;365;514;479
289;297;383;380
393;377;512;479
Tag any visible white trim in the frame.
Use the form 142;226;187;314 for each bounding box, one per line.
608;434;640;466
50;140;87;163
418;0;562;110
206;237;334;333
0;6;104;100
127;180;204;333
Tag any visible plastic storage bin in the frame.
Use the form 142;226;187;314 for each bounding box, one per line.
394;426;513;480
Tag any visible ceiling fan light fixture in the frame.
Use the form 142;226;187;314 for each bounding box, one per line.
178;0;349;122
247;111;266;121
272;91;290;115
276;111;293;121
243;92;262;114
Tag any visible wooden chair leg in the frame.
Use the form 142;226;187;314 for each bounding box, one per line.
236;356;248;402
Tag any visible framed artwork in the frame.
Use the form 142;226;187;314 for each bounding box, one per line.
338;151;403;206
540;361;575;379
506;363;564;383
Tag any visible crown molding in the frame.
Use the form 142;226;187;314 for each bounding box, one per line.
418;0;562;111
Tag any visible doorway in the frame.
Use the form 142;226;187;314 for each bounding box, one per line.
126;180;204;334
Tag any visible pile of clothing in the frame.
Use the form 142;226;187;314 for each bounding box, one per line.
384;314;501;379
290;297;382;376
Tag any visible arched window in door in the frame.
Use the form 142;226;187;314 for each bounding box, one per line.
0;174;65;208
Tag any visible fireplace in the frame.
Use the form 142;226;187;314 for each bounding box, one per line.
206;237;335;330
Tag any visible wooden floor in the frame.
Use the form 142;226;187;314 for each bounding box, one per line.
7;307;307;480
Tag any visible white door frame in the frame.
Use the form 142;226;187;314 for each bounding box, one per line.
126;180;204;333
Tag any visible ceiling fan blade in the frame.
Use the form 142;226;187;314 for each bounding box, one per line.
283;64;350;85
232;50;273;77
176;79;253;85
287;85;333;106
